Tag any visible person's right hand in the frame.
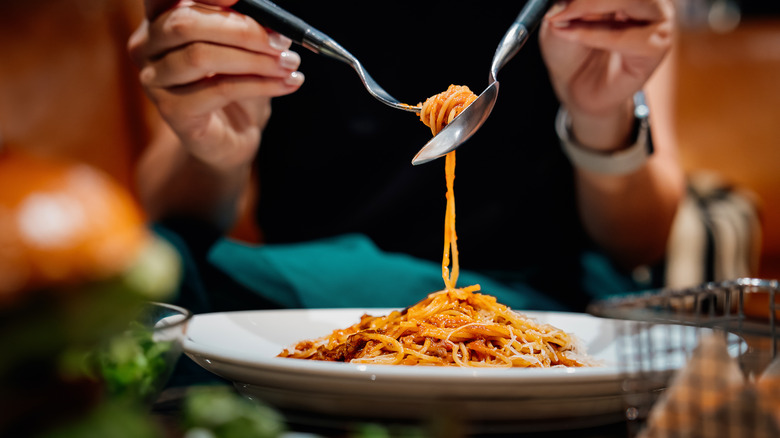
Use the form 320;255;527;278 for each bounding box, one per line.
128;0;304;170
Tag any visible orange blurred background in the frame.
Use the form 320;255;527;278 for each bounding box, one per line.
670;6;780;279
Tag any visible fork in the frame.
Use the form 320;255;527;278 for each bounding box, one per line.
232;0;421;113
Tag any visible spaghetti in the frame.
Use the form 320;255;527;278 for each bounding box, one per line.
277;86;587;368
278;287;586;367
417;84;478;137
417;84;477;290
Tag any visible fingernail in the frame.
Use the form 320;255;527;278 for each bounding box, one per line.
279;50;301;70
546;2;571;28
546;1;568;17
284;71;305;87
268;32;292;51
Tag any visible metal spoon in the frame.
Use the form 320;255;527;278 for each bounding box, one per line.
411;0;551;165
233;0;421;113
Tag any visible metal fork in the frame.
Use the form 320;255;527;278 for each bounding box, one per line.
232;0;421;113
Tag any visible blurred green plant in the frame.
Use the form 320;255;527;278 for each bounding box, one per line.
181;386;286;438
89;321;173;404
39;400;165;438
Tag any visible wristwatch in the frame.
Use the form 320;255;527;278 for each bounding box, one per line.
556;91;653;175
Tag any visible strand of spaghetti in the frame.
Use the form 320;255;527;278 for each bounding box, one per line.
442;150;458;289
417;85;477;291
402;346;447;364
351;332;406;364
407;293;448;321
443;321;508;344
437;93;460;130
452;342;468;367
470;340;513;367
503;341;544;367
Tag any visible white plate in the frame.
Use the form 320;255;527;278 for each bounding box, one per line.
183;309;719;428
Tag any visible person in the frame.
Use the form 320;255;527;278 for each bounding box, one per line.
128;0;685;313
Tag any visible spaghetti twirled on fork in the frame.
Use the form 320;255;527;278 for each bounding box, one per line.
277;85;587;368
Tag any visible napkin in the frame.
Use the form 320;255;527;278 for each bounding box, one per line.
207;233;566;311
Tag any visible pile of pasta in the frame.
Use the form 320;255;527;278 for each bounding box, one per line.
278;287;587;367
278;85;587;368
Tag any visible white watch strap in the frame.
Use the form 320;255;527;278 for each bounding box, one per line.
556;93;652;175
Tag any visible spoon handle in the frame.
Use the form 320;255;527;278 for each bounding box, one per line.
516;0;551;31
489;0;551;81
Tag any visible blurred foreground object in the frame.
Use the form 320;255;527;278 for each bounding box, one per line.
0;149;149;301
92;302;191;405
639;333;779;438
589;278;780;437
181;385;285;438
0;149;182;436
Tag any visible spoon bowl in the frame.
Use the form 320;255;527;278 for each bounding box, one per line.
412;82;499;165
411;0;551;165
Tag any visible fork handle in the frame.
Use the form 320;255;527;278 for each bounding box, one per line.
232;0;354;65
232;0;309;44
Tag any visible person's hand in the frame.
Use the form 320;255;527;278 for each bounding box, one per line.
539;0;674;149
128;0;304;169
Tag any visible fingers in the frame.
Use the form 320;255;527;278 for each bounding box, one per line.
135;2;286;64
129;0;305;147
546;0;673;24
154;75;282;125
130;1;301;87
129;0;304;103
538;0;675;117
548;21;672;57
140;41;301;88
144;60;304;129
544;0;674;56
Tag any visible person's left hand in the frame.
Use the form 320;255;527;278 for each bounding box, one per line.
539;0;674;118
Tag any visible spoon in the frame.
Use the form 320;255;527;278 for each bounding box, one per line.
233;0;421;113
411;0;551;165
